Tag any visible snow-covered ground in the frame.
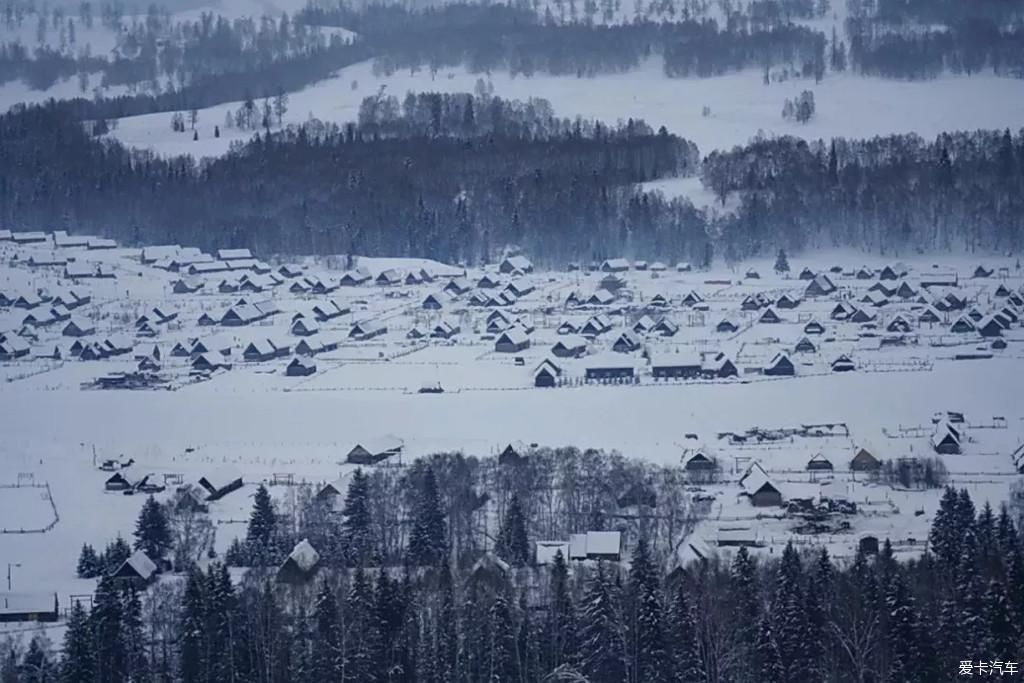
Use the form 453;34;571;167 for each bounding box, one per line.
104;58;1024;167
2;234;1024;617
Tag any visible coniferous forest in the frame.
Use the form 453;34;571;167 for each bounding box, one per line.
3;447;1024;683
1;96;1023;264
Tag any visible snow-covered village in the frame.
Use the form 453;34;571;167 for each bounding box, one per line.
3;0;1024;678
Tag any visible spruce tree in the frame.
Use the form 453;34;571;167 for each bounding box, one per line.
546;550;577;672
60;602;94;683
929;486;960;569
517;592;541;682
486;592;518;683
996;504;1018;559
345;568;380;682
885;572;920;683
104;535;131;575
985;579;1015;658
247;484;276;547
772;543;808;681
20;637;53;683
668;583;704;683
133;496;171;563
754;612;783;683
205;562;237;683
729;545;761;664
311;580;342;681
494;493;530;567
375;569;405;679
435;562;458;682
578;563;626;683
406;466;447;566
122;586;147;681
91;576;126;682
341;469;374;567
774;249;790;274
76;543;101;578
178;568;207;683
628;538;669;683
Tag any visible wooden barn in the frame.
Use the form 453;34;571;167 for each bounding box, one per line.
112;550;158;584
286;357;316;377
346;437;404;465
495;328;530;353
0;593;59;623
850;447;881;472
740;463;782;507
534;359;562;387
650;352;702;379
764;353;795;376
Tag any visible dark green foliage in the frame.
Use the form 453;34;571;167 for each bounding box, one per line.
341;469;375;567
494;493;531;567
246;484;276;554
406;467;448;566
133;496;171;563
60;602;94;683
578;563;626;683
75;543;101;579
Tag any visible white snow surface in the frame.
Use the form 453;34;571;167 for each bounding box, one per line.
102;59;1024;163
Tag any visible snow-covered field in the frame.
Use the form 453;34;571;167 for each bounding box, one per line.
2;233;1024;618
103;58;1024;168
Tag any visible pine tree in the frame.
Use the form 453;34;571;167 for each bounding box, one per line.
729;546;761;656
311;580;342;681
435;562;457;682
885;572;920;683
754;612;783;683
667;583;704;683
985;579;1015;658
627;538;669;683
178;568;207;683
91;576;126;682
546;550;577;672
341;469;374;567
517;592;541;682
20;637;53;683
60;602;94;683
104;535;132;575
206;562;238;683
375;569;405;680
133;496;171;563
773;248;790;274
929;486;961;569
772;543;808;681
122;586;147;680
996;504;1019;559
486;592;518;682
247;484;276;549
494;494;530;567
406;466;447;566
578;563;626;683
345;568;380;682
76;543;101;578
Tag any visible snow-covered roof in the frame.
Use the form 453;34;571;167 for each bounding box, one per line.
121;550;157;580
217;248;253;260
498;327;529;345
585;531;621;556
650;351;702;368
0;592;56;615
286;539;321;572
535;541;570;565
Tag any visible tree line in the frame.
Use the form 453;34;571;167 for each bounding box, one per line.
296;1;828;80
702;128;1024;258
844;0;1024;79
4;461;1024;683
0;94;709;265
